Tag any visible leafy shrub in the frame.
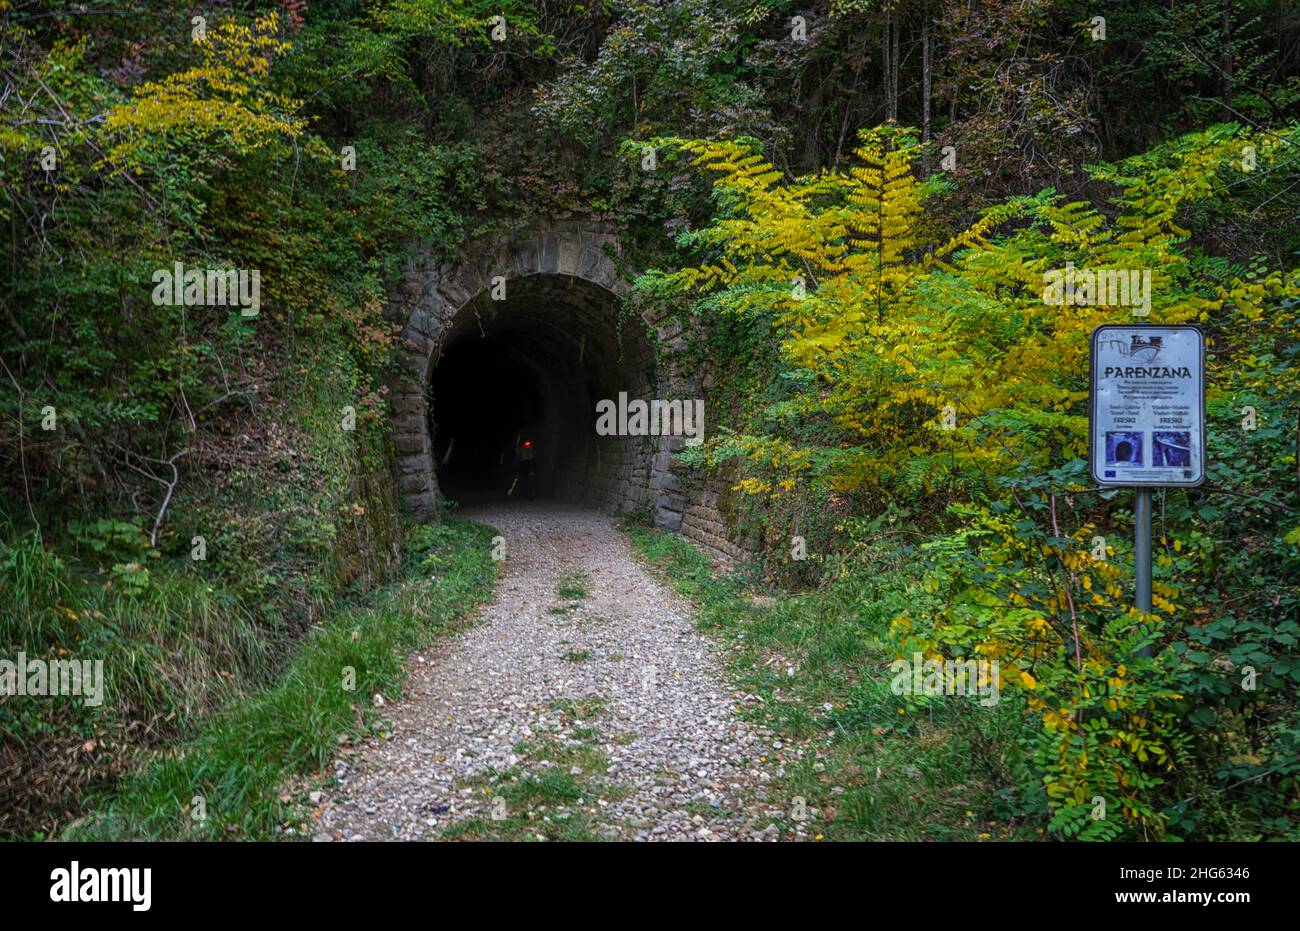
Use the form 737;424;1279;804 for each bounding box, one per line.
647;122;1300;838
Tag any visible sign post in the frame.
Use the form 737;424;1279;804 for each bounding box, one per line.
1134;487;1153;620
1089;324;1206;656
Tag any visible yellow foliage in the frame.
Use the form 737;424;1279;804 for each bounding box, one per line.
102;13;306;169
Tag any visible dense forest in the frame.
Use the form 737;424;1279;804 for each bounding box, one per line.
2;0;1299;844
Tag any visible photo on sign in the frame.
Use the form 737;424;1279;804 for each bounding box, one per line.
1104;431;1144;467
1152;431;1192;467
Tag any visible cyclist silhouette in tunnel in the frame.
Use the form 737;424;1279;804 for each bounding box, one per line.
514;434;537;500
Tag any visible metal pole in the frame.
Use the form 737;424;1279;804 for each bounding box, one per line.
1135;488;1153;658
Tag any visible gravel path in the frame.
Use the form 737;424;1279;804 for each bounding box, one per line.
314;502;781;841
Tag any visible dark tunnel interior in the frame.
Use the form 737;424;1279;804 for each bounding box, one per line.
430;339;546;502
427;275;658;510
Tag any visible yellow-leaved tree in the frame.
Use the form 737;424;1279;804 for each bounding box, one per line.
642;122;1300;838
102;12;310;171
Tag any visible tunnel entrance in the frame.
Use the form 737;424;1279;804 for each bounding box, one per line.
430;339;544;503
427;273;659;513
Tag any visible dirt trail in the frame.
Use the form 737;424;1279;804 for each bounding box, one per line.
316;502;780;841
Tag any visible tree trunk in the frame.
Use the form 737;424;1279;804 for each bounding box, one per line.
891;4;901;122
882;6;892;122
922;19;932;175
1221;0;1234;118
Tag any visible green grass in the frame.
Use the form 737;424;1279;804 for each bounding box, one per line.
442;728;624;841
63;519;498;841
554;570;589;601
0;370;411;840
547;694;607;720
628;526;1028;842
561;649;593;663
0;526;281;839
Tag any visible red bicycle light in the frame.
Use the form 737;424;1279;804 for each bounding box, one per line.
524;440;532;448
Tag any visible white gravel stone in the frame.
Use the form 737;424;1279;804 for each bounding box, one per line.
316;503;777;841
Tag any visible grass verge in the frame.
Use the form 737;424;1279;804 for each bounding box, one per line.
442;694;626;841
627;526;1033;841
64;519;498;840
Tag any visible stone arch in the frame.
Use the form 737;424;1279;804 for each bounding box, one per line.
386;220;691;529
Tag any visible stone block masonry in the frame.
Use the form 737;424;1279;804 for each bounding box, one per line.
384;220;743;562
